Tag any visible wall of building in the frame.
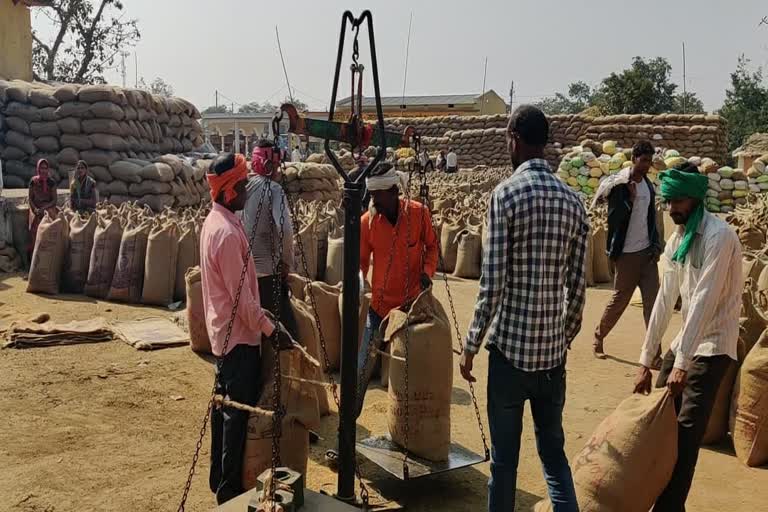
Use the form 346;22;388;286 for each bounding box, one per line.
0;1;33;81
474;92;507;115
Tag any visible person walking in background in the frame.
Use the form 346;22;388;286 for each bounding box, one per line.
461;105;588;512
445;147;458;173
69;160;99;212
591;141;662;361
291;145;303;163
634;167;741;512
242;138;297;337
419;148;434;172
436;150;447;172
27;158;58;259
200;151;289;505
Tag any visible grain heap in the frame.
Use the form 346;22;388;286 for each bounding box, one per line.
704;155;768;214
0;79;203;189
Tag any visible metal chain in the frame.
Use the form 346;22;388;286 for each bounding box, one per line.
400;165;414;477
177;167;273;512
283;191;371;509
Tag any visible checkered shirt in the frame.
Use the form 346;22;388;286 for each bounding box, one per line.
465;158;590;371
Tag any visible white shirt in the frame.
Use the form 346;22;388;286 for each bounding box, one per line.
446;152;458;168
622;178;651;253
640;211;741;371
291;149;302;162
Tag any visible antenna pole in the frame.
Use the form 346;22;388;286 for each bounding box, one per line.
682;42;687;114
400;11;413;110
480;57;488;115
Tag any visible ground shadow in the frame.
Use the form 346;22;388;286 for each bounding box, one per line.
32;292;99;305
702;439;736;457
451;386;472;406
604;354;642;368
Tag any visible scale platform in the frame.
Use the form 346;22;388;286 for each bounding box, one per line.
356;435;486;480
217;488;362;511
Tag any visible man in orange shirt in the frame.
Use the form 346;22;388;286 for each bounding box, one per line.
200;152;290;504
358;163;439;398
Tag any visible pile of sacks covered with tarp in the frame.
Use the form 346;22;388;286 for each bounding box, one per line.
281;162;341;203
98;153;212;211
304;148;356;172
25;202;206;308
0;79;203;189
705;158;768;214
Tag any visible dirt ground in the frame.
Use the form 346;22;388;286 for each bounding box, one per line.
0;272;765;512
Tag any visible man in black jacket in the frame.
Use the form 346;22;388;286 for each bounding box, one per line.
593;140;663;361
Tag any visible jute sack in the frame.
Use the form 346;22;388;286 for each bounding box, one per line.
185;266;211;354
303;281;342;371
174;222;199;301
291;296;330;415
592;224;612;284
536;390;677;512
384;289;452;461
107;221;150;303
62;213;97;293
242;414;309;491
731;330;768;466
286;273;309;301
27;212;69;294
702;356;740;445
585;226;595;287
439;220;464;273
141;220;179;306
294;222;318;280
325;227;344;285
453;228;482;279
84;216;124;298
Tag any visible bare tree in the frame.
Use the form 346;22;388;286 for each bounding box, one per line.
139;77;174;97
32;0;140;84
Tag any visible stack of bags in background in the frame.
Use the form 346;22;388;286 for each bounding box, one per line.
705;163;750;214
0;79;203;189
282;162;341;203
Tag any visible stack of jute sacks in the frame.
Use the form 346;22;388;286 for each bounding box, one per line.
0;79;203;189
282;162;341;203
25;202;206;308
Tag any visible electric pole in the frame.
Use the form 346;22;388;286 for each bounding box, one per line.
215;90;219;109
509;80;514;113
682;42;687;114
120;51;128;88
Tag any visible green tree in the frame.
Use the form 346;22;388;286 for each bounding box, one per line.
202;105;231;114
671;92;705;114
719;55;768;151
139;77;174;97
534;81;597;115
598;57;677;114
32;0;140;84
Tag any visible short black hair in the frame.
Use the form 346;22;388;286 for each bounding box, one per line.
369;162;393;178
632;141;655;159
211;152;236;176
675;161;699;174
256;137;275;148
508;105;549;146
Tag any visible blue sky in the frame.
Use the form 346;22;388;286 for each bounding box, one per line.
33;0;768;112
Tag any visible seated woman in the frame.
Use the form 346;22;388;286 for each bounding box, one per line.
27;159;58;259
69;160;99;212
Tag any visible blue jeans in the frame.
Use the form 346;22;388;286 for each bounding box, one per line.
357;308;383;372
487;347;578;512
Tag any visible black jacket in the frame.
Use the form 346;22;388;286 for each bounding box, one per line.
606;177;661;260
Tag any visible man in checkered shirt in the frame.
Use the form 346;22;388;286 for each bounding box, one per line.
461;105;589;512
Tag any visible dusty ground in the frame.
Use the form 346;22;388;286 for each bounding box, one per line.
0;272;765;512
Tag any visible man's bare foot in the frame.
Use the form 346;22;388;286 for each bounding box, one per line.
593;339;607;359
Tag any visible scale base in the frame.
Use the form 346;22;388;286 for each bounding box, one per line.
356;435;485;480
217;488;361;511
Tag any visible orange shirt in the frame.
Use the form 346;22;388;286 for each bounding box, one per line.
361;199;439;317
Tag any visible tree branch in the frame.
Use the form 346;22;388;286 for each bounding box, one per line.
74;0;109;82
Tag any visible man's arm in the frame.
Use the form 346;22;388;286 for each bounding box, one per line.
421;207;439;278
360;212;372;278
638;250;680;367
563;211;590;344
464;188;509;354
217;234;275;337
670;229;739;370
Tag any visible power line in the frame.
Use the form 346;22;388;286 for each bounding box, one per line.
275;25;294;103
400;11;414;108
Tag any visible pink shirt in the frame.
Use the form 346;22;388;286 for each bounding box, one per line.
200;202;275;356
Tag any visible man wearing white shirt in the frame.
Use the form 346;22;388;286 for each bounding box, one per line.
291;145;302;163
634;166;740;512
445;148;458;173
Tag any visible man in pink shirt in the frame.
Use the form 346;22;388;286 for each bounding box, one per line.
201;152;286;504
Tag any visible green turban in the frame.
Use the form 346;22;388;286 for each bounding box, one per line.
659;169;708;263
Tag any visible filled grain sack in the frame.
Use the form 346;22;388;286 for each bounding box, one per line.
303;281;341;371
84;216;124;298
453;228;482;279
141;220;179;306
107;221;150;303
174;223;199;302
384;289;452;461
702;357;740;445
140;162;175;182
242;415;309;492
62;213;97;293
439;219;464;273
585;227;595;287
27;212;69;295
592;224;612;283
294;221;318;280
291;296;330;416
732;331;768;467
108;160;143;183
325;227;344;285
185;266;211;354
536;390;677;512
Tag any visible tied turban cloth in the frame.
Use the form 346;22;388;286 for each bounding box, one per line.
207;153;248;203
659;168;709;263
366;168;409;192
251;145;281;177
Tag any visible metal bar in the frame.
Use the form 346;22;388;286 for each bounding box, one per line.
337;181;362;502
325;12;354;183
362;10;387;181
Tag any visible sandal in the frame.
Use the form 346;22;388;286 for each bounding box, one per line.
324;449;339;467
